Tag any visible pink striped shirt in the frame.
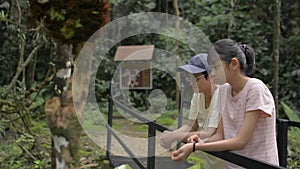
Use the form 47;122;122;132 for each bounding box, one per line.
220;78;279;169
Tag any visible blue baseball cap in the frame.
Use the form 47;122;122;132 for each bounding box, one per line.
177;53;210;74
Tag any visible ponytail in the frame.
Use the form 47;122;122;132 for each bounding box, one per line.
208;39;256;76
240;44;256;76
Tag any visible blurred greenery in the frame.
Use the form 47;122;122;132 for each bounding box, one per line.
0;0;299;168
281;102;300;168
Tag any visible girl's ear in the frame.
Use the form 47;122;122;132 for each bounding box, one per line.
230;58;240;70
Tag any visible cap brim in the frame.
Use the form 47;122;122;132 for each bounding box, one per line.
176;65;206;74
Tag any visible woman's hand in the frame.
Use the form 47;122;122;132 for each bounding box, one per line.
171;143;194;161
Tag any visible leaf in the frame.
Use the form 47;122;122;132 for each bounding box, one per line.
60;26;75;39
281;102;300;152
114;164;132;169
281;102;300;121
75;19;82;28
49;7;65;21
187;163;202;169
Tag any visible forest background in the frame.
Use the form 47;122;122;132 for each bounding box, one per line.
0;0;299;169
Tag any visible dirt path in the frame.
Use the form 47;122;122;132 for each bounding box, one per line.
85;119;174;158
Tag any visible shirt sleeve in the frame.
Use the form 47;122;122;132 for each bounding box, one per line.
188;93;199;120
246;80;275;117
207;86;225;128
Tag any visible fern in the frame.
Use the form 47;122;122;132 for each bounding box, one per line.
281;102;300;147
281;102;300;121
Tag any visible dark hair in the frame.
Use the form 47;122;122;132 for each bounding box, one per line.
198;71;209;80
208;39;256;76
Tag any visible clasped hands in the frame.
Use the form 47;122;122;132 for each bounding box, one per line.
171;134;203;161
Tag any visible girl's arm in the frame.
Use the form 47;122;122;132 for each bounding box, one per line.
204;118;224;142
187;118;223;144
172;119;219;142
196;110;260;151
171;111;260;161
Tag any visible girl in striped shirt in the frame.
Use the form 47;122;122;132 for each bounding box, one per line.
171;39;279;169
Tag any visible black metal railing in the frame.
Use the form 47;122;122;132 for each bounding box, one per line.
106;95;293;169
106;95;170;169
106;124;147;169
277;119;300;167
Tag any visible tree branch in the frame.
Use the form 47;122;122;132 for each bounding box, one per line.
5;44;43;97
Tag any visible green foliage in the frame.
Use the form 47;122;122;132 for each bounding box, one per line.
0;80;51;134
49;7;66;21
33;160;47;169
0;118;52;168
0;134;29;169
186;152;205;169
29;0;111;44
187;162;203;169
155;109;178;127
180;0;274;78
16;133;35;144
114;164;132;169
0;119;8;139
60;25;76;39
0;0;299;168
281;102;300;168
60;18;83;39
0;28;19;84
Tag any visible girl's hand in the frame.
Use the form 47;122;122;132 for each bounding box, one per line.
187;134;201;143
171;143;193;161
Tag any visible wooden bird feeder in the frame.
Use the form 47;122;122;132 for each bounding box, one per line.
114;45;154;89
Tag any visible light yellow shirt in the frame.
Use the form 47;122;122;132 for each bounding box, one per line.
188;86;225;169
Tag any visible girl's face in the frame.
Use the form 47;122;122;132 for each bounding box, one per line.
186;73;211;93
209;60;226;85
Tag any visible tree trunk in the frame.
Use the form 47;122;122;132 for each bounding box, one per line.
271;0;281;116
45;40;93;169
45;44;82;169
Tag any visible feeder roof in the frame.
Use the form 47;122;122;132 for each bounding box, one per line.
114;45;154;61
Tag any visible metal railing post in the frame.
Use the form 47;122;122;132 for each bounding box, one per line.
147;121;156;169
277;119;288;167
106;94;113;159
177;85;183;150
